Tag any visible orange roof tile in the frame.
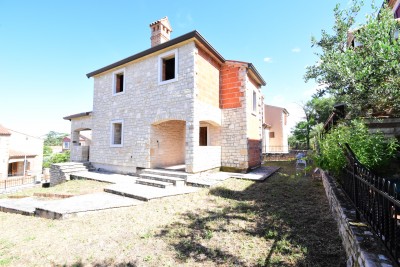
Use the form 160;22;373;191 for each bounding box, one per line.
0;124;11;136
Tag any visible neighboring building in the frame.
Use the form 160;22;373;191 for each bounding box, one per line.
62;134;91;152
0;125;44;179
263;105;289;153
388;0;400;17
64;17;266;174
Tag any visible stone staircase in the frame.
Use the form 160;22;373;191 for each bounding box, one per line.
50;162;94;186
136;169;187;188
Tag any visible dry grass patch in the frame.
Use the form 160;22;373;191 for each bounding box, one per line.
0;162;345;266
0;180;108;199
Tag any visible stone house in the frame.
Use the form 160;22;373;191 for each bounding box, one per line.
64;17;266;174
0;124;44;179
263;105;289;153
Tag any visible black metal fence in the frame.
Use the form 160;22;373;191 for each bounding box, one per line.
341;143;400;264
0;176;36;190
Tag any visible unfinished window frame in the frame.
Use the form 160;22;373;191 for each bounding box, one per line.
110;119;124;147
112;68;126;95
199;124;210;146
158;49;178;85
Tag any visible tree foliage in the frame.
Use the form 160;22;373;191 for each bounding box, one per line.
305;1;400;117
44;131;68;146
289;96;335;149
316;120;399;175
43;151;70;168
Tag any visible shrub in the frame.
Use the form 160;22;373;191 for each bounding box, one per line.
316;120;399;175
43;151;70;168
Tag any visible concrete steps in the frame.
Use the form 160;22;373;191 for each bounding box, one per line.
136;169;187;188
135;178;174;188
50;162;94;186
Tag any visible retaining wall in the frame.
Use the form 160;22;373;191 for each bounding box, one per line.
321;171;395;266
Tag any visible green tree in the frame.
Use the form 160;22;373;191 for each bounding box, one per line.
290;96;335;149
305;2;400;117
44;131;68;146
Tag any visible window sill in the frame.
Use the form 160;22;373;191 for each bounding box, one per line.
158;78;178;86
110;144;123;148
112;91;125;96
251;111;257;116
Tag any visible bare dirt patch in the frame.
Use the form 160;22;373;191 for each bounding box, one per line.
0;162;345;266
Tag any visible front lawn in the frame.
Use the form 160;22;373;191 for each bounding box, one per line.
0;161;345;266
0;180;107;199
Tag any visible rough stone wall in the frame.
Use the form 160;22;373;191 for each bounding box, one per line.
90;42;196;174
0;136;10;179
50;162;88;186
321;171;395;266
220;63;248;171
220;62;263;171
150;120;186;168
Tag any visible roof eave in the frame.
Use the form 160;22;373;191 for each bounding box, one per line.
63;111;92;121
248;63;266;86
86;31;225;78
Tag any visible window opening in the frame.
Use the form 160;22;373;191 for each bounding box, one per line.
162;57;175;81
115;73;124;93
199;126;208;146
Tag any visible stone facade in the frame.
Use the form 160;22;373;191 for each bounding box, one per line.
66;22;266;175
321;171;395;266
220;62;264;171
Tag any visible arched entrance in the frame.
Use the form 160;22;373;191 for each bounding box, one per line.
150;120;186;170
70;128;92;162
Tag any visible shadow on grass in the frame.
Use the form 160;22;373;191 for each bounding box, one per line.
158;161;346;266
59;260;137;267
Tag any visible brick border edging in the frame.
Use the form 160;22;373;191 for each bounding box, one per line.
321;171;395;267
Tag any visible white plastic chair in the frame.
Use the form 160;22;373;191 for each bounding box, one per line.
295;153;307;174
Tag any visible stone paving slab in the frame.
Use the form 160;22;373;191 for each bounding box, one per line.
230;166;280;181
0;197;44;216
187;171;231;187
105;183;200;201
35;192;142;219
0;193;142;219
71;171;138;184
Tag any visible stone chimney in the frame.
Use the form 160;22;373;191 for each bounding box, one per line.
149;17;172;47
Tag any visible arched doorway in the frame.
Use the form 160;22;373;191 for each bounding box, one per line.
150;120;186;170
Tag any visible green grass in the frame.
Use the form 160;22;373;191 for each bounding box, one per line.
0;161;345;266
1;179;108;199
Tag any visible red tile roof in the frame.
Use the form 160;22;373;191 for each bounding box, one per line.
0;124;11;136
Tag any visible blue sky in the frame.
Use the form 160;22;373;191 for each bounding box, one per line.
0;0;375;136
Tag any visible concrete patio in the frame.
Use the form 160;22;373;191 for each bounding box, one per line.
0;166;280;219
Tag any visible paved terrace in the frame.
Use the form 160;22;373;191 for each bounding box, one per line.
0;166;280;219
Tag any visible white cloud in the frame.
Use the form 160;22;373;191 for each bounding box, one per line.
291;47;301;53
263;57;272;63
285;103;306;131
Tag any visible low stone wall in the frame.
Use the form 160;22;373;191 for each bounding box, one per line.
264;150;308;162
50;163;88;186
321;171;395;266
